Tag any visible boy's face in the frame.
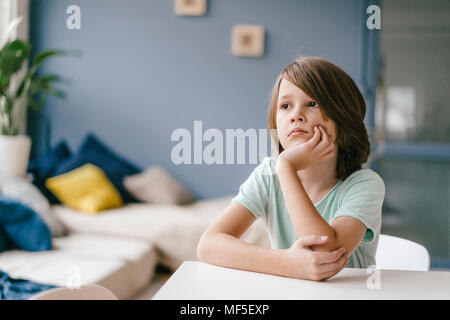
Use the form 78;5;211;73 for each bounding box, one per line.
275;79;337;151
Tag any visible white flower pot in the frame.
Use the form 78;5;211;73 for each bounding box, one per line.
0;134;31;177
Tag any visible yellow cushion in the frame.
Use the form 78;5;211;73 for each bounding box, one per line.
45;163;124;214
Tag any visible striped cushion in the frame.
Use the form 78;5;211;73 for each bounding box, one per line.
0;173;68;237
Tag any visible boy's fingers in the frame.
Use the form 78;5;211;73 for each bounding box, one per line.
313;247;347;264
297;234;328;248
319;126;331;139
317;126;331;150
318;253;348;274
318;267;344;281
307;127;321;147
321;144;335;159
320;142;334;155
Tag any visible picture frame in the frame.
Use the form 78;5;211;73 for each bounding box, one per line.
174;0;207;16
231;25;265;57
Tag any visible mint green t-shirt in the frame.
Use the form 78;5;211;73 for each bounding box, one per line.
231;157;385;269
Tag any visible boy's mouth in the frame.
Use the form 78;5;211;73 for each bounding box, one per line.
289;127;308;137
289;131;307;137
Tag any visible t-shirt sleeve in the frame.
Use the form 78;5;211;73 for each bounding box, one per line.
331;170;385;245
230;158;271;219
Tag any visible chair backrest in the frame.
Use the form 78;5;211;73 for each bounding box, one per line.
29;284;119;300
375;234;430;271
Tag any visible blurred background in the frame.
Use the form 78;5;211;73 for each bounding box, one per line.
19;0;450;270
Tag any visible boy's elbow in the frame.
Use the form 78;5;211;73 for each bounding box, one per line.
310;229;340;252
310;243;340;252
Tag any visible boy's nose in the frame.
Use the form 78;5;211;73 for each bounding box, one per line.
289;106;305;122
290;114;304;122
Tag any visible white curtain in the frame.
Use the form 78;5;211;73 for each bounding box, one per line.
0;0;30;134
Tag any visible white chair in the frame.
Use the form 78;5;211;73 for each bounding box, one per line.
29;284;119;300
375;234;430;271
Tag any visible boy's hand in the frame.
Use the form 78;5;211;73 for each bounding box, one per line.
283;234;350;281
277;126;336;172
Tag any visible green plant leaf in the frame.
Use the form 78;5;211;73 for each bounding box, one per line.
35;74;63;84
0;89;14;110
3;98;13;114
16;74;67;99
51;89;67;99
29;50;66;76
29;74;66;97
15;75;30;98
28;95;46;112
0;41;77;129
0;39;30;78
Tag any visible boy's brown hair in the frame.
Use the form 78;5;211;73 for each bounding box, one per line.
267;56;371;181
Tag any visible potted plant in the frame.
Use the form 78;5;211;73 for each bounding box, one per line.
0;20;67;177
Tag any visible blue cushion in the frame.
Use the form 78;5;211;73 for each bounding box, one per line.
28;140;72;204
0;196;52;252
0;269;59;300
53;133;142;203
0;227;10;253
28;140;72;181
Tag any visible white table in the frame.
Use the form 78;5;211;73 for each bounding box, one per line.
153;261;450;300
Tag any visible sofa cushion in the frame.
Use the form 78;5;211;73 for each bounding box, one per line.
46;164;124;214
0;173;68;237
52;233;158;298
27;140;72;204
0;250;126;294
53;133;142;204
124;166;195;205
51;195;270;271
0;196;52;252
0;233;158;299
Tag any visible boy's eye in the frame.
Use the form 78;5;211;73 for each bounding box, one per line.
281;103;290;109
308;101;317;107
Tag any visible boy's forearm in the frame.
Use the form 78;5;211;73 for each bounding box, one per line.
276;159;339;251
197;232;289;277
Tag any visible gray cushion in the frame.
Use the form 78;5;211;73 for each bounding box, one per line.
124;166;195;205
0;173;68;237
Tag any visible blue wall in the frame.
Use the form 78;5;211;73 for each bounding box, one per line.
29;0;374;199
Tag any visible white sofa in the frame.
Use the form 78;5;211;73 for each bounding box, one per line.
0;195;269;299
